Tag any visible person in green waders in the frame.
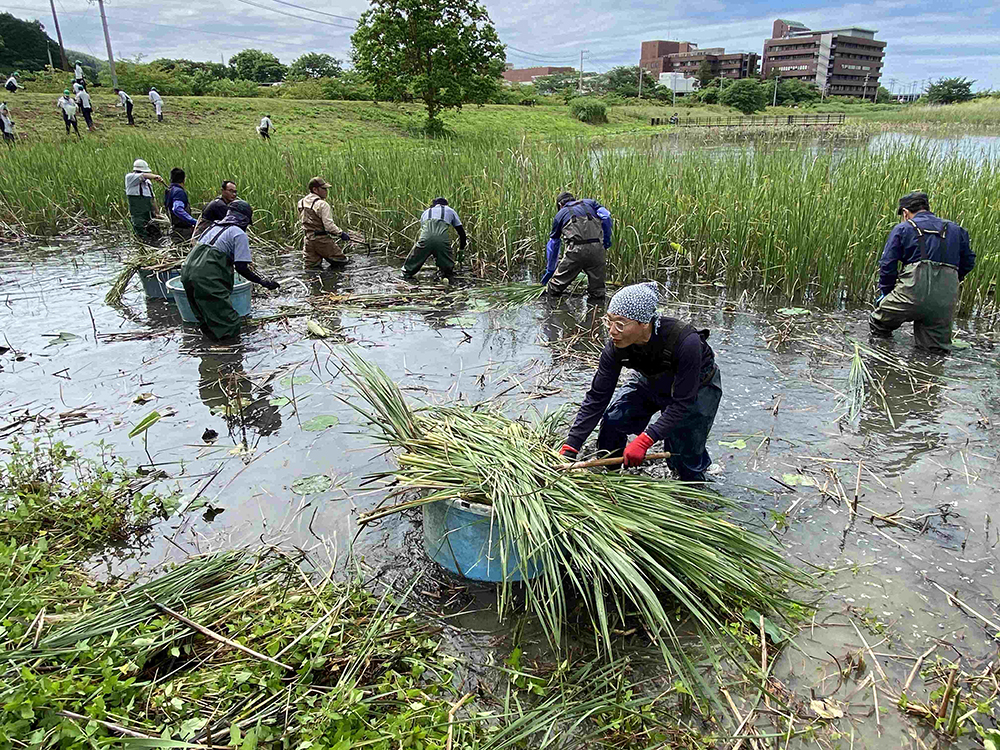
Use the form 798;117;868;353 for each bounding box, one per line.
181;200;280;341
125;159;165;243
401;197;467;284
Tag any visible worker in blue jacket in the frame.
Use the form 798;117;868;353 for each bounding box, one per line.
163;167;197;244
870;191;975;352
541;191;612;301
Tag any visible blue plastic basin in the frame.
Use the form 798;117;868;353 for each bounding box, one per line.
166;275;252;324
139;268;181;300
422;498;542;582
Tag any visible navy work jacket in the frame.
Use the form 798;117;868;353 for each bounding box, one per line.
878;211;975;295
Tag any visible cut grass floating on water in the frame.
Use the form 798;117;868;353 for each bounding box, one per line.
341;351;811;705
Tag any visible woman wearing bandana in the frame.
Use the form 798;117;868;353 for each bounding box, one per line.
558;283;722;482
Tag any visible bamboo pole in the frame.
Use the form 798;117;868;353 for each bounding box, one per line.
556;451;672;471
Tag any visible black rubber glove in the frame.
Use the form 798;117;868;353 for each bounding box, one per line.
339;231;351;243
263;279;279;291
235;261;272;288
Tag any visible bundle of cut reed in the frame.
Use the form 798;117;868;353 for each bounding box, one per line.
104;247;187;306
343;352;809;700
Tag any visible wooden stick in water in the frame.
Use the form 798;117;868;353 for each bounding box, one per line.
556;451;672;470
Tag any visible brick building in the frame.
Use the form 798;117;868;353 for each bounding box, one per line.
762;19;886;98
640;40;759;81
503;66;575;84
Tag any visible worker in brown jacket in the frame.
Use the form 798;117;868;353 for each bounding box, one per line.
297;176;352;268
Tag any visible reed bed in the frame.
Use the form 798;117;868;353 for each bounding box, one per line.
2;130;996;310
343;352;809;700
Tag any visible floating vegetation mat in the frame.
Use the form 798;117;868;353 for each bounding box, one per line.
344;351;811;701
104;247;187;306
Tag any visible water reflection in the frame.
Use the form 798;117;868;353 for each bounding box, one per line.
195;347;283;443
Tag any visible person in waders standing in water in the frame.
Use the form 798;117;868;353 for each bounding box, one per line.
125;159;165;243
541;191;613;302
56;90;81;137
163;168;197;244
181;200;280;341
869;191;975;352
297;177;352;268
401;197;467;285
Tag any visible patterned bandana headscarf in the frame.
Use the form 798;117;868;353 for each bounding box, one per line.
607;282;659;323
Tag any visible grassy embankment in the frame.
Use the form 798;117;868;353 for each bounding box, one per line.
0;438;699;748
1;95;997;310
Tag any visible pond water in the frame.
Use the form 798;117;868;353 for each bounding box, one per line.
2;234;998;747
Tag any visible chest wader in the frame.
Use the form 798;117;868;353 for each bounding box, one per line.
403;205;456;278
166;189;194;244
596;321;722;482
298;195;345;267
546;205;606;298
869;221;959;352
127;188;160;244
180;225;243;341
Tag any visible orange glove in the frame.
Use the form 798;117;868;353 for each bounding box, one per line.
622;433;654;467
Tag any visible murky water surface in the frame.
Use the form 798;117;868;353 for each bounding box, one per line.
2;235;997;747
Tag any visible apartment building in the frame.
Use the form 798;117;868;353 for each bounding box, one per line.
762;19;886;98
640;40;759;81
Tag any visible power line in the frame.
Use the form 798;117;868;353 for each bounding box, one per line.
261;0;358;23
234;0;356;30
505;45;577;63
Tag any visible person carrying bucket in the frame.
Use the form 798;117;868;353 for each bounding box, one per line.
180;200;280;341
556;282;722;483
401;197;467;285
125;158;166;242
56;90;81;138
869;191;975;352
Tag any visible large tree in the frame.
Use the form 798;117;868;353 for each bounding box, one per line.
719;78;768;115
926;77;975;104
598;65;656;97
288;52;342;80
351;0;506;133
228;49;286;83
695;59;715;89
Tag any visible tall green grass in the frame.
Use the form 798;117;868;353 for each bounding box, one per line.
0;130;996;309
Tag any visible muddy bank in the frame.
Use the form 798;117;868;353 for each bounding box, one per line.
1;234;998;747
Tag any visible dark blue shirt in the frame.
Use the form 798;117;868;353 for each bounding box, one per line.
543;199;613;282
164;184;196;227
565;317;714;452
878;211;974;295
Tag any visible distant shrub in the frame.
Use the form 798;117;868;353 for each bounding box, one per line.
699;88;719;105
569;97;607;124
203;79;260;97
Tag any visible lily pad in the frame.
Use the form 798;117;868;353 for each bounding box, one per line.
781;473;817;487
718;438;747;450
291;474;334;494
43;331;80;347
279;375;313;387
776;307;810;317
445;316;477;327
268;396;291;407
301;414;340;432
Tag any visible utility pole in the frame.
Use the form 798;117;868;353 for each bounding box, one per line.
637;60;643;99
48;0;69;70
672;73;676;106
97;0;118;89
862;73;870;101
578;50;588;94
772;73;778;106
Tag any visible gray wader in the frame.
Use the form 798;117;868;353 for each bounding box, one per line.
869;221;959;352
546;208;606;298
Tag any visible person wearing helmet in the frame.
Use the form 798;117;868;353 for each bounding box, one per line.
148;88;163;122
75;86;94;131
181;200;280;340
4;72;22;94
114;88;135;126
125;159;166;242
257;114;273;140
73;60;86;87
56;90;80;137
71;80;84;96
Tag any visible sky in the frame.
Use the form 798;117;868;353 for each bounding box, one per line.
5;0;998;92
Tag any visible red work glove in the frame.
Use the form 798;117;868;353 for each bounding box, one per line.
558;444;578;458
622;433;654;467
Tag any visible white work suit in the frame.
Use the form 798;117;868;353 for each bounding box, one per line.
149;90;163;117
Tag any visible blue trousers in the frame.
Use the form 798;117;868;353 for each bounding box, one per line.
596;368;722;481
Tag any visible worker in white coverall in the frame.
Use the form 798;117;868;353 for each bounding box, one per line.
149;88;163;122
56;90;80;137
